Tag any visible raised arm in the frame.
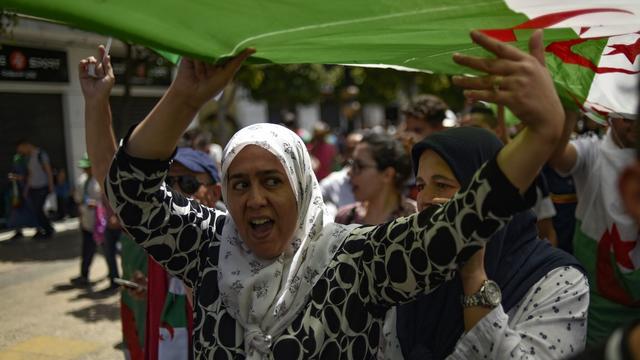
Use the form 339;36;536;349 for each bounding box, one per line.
125;49;254;160
452;30;564;193
101;50;253;286
548;110;579;174
361;31;565;305
363;156;534;306
78;45;117;186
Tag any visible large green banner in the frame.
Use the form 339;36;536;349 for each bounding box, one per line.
2;0;639;116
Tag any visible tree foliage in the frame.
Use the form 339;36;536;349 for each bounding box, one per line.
235;63;464;110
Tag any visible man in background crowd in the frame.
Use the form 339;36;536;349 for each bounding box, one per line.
550;111;639;344
15;139;55;239
401;94;449;144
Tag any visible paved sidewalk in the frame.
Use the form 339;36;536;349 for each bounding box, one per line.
0;219;124;359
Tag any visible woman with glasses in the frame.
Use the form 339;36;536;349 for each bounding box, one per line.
335;132;416;225
333;131;415;359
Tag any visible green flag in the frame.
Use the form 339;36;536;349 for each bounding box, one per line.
2;0;638;116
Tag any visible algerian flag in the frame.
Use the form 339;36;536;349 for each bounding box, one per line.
3;0;638;116
509;0;639;120
580;33;640;122
158;277;190;360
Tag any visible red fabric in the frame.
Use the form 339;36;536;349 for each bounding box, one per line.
145;256;196;359
146;257;168;360
187;294;194;360
596;225;640;306
308;141;337;181
121;299;145;360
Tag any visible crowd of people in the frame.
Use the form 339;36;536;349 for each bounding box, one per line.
3;28;638;359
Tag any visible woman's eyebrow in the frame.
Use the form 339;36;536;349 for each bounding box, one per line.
228;170;283;180
257;170;283;176
228;173;247;181
431;174;456;183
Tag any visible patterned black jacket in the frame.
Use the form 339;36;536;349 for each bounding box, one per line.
106;145;531;360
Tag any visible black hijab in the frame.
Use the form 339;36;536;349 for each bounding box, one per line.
397;127;585;360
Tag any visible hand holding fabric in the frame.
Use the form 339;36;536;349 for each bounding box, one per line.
78;45;115;103
452;30;563;140
169;49;255;111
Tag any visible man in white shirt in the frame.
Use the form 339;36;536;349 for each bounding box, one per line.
549;112;639;345
320;131;362;219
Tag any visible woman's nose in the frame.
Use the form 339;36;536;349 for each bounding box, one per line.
247;186;268;208
416;190;434;212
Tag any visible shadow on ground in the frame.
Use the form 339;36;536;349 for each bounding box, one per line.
47;278;107;295
74;286;121;301
0;228;82;262
67;301;121;322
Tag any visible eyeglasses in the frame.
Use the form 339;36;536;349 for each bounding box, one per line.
346;159;378;175
166;175;212;195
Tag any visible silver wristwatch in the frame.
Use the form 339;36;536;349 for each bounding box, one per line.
461;279;501;308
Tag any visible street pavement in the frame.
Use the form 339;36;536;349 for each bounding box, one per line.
0;218;124;359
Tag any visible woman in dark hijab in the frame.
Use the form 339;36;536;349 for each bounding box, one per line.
394;127;589;359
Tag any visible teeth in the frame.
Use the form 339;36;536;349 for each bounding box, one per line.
251;219;270;225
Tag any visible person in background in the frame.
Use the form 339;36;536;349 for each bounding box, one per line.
401;94;449;145
541;111;580;254
6;153;36;240
307;121;338;181
531;174;559;247
394;127;588;359
53;168;73;220
280;110;311;143
572;111;640;360
460;102;510;145
69;155;119;290
143;147;223;360
335;131;415;225
319;131;363;219
549;108;639;344
398;94;451;202
543;163;578;254
16;139;55;239
331;131;416;360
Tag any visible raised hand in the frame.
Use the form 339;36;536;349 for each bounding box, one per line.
452;30;563;138
169;48;256;111
78;45;115;102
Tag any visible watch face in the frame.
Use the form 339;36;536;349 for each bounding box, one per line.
484;281;502;305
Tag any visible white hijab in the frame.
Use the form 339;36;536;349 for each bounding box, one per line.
218;123;355;359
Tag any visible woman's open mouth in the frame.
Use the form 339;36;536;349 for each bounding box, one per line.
249;218;274;239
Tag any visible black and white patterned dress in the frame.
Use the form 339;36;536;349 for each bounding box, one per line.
106;144;532;359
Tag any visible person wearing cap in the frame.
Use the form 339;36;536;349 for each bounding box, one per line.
128;146;225;360
549;110;639;345
168;146;224;210
70;154;120;289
